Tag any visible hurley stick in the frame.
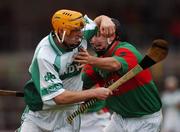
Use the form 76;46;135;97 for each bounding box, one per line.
0;90;24;97
66;39;169;124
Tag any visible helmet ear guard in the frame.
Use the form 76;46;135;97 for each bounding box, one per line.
52;9;85;35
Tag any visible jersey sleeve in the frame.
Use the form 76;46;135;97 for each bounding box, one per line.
113;44;142;75
29;49;65;102
83;15;98;42
82;64;102;89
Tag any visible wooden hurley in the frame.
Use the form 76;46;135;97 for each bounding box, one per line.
0;90;24;97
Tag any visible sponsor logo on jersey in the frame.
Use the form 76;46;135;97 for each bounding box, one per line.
64;63;81;74
60;62;82;79
47;83;62;93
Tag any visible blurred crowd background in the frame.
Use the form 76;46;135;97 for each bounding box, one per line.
0;0;180;131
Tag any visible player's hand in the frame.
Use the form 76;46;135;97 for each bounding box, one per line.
99;16;115;37
74;48;95;68
93;87;112;100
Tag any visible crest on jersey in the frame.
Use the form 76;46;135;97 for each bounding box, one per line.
44;72;56;82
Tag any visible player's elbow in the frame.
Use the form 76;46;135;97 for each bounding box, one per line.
53;90;80;105
54;96;68;105
53;92;71;105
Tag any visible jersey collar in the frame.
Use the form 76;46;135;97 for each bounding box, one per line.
48;32;66;55
102;41;120;57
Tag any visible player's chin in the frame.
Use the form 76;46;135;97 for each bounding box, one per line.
69;43;81;49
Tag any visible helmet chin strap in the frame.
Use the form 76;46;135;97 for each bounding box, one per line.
107;38;112;45
54;30;81;50
55;30;66;44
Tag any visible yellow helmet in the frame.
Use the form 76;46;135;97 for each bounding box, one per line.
52;9;85;35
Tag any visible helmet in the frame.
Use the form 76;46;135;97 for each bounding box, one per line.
52;9;85;35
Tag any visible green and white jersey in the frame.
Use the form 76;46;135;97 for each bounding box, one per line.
24;15;97;112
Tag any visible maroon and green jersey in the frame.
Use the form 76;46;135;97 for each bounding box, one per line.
82;41;162;118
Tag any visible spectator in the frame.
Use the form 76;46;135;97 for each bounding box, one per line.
161;75;180;132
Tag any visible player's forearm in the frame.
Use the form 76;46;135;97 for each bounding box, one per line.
89;56;121;71
53;89;96;105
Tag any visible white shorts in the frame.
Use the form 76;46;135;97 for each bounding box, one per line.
17;109;80;132
104;110;163;132
80;112;111;132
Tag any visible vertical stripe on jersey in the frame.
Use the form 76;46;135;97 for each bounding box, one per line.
30;57;40;91
53;55;61;73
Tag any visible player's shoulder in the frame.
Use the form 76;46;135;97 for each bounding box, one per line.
35;36;56;62
38;35;51;48
116;41;138;51
118;41;134;47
